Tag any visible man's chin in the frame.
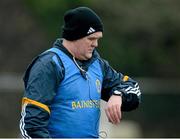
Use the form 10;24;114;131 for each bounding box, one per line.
84;55;92;60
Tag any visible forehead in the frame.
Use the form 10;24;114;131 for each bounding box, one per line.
87;32;103;39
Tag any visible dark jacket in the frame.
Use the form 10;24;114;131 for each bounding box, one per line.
20;39;141;138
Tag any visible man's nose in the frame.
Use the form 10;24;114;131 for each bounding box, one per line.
92;40;98;47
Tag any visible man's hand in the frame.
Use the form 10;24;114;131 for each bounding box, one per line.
105;95;122;124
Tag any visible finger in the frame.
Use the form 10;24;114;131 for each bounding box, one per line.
116;105;121;123
116;105;121;120
112;104;121;124
112;105;120;124
105;108;113;123
108;106;116;124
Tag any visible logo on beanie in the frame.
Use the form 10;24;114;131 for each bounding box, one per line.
87;27;95;34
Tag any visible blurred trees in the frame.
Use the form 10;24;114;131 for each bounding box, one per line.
94;0;180;78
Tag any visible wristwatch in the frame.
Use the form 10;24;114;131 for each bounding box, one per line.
113;90;123;96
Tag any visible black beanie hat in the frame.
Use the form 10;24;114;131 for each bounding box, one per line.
62;7;103;41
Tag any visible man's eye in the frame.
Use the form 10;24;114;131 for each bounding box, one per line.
89;38;97;41
88;38;94;41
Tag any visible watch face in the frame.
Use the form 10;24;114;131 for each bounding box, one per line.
114;90;122;96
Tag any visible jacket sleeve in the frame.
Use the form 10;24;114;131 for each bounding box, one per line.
19;53;64;138
100;59;141;111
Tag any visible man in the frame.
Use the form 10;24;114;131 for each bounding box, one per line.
20;7;141;138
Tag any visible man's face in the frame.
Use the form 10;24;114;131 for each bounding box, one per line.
74;32;103;60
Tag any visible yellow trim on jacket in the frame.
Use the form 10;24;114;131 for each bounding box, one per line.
123;75;129;82
22;97;50;114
